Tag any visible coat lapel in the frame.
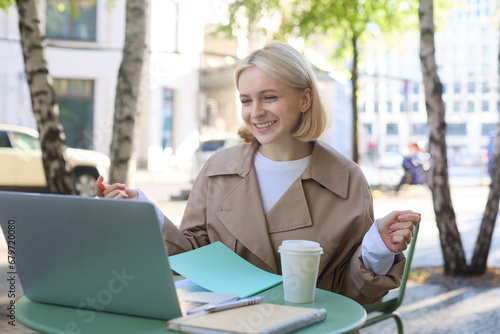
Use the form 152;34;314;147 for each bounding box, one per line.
265;178;312;233
215;171;279;273
208;142;279;273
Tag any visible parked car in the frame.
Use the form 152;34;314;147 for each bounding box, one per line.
190;133;242;182
0;124;110;196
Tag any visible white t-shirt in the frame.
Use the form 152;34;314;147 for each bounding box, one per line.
254;151;310;214
253;151;395;276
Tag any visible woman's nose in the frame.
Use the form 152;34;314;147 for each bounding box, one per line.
251;101;266;118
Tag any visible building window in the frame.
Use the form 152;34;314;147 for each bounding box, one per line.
454;83;461;94
467;82;475;93
482;101;489;112
150;0;179;53
467;101;475;113
453;101;461;112
483;45;490;57
482;82;490;93
374;102;379;114
387;101;392;113
400;101;407;112
386;123;398;135
363;123;372;135
162;88;174;150
413;101;419;112
413;123;427;136
482;123;497;136
442;83;447;94
54;79;94;149
413;83;419;94
46;0;97;41
482;63;490;76
448;123;467;136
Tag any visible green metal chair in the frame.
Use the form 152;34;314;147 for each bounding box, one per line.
360;223;420;334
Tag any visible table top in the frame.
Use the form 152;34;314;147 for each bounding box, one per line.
16;283;366;334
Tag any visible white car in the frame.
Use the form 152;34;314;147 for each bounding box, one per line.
190;133;242;182
378;151;403;169
0;124;110;196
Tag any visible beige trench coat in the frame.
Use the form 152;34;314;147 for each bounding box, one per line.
163;140;405;305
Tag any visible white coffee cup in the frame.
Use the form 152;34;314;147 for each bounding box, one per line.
278;240;323;303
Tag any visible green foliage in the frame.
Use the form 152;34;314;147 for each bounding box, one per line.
288;0;419;62
216;0;421;66
44;0;98;20
215;0;283;39
0;0;14;11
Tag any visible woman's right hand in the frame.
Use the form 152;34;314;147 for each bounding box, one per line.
95;175;139;200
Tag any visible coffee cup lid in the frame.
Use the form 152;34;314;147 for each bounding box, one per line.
278;240;323;253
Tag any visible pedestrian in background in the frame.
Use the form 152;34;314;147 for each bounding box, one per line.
395;142;428;194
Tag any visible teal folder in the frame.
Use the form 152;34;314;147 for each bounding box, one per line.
168;242;283;298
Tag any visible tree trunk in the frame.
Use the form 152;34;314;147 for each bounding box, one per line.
17;0;75;195
419;0;468;276
351;34;359;163
109;0;148;184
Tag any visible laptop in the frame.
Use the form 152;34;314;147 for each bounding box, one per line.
0;191;237;320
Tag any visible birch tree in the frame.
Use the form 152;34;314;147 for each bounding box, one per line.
16;0;76;195
419;0;500;276
108;0;148;184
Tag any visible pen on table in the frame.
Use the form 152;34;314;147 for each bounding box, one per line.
205;296;265;313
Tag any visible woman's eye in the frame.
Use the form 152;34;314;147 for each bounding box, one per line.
241;99;251;104
264;96;277;101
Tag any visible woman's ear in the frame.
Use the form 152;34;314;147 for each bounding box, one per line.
301;88;312;112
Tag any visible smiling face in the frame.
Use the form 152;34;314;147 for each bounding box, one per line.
238;66;312;160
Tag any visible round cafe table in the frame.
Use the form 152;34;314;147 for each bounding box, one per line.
16;283;366;334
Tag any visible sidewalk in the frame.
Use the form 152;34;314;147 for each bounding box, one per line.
361;184;500;333
1;168;499;333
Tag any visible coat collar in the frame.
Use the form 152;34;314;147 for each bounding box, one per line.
301;140;350;199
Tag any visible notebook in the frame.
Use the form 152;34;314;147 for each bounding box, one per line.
167;303;327;334
0;191;237;320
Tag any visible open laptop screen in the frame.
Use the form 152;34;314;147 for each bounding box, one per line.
0;191;182;320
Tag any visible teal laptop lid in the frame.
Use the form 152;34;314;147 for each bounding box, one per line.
0;191;182;320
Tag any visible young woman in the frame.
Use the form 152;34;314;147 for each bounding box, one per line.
96;42;421;305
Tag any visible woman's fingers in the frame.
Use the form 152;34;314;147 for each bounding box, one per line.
95;175;105;197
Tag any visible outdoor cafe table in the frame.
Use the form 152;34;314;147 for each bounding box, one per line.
15;282;367;334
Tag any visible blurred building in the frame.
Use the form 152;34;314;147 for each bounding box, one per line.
358;0;499;167
0;0;350;175
0;0;205;173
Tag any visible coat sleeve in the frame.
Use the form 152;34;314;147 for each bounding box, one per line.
316;171;405;305
344;247;405;305
162;158;214;256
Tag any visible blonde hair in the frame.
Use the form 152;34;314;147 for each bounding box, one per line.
235;42;328;143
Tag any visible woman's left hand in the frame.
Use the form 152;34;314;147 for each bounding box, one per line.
377;210;421;253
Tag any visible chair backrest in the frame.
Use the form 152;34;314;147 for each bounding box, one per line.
394;223;420;308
